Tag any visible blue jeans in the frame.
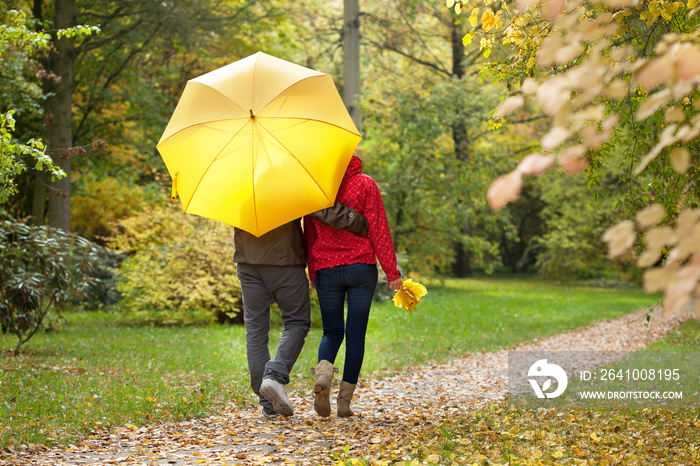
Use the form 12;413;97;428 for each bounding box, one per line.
316;263;378;384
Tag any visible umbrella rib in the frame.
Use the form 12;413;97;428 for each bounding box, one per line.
250;119;259;234
160;117;250;145
255;120;335;205
260;116;361;138
182;119;253;215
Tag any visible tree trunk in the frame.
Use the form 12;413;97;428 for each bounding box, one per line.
31;0;47;226
45;0;76;231
452;237;472;277
344;0;361;130
450;18;472;277
31;173;47;226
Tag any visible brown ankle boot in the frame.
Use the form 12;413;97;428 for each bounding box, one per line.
337;381;357;418
313;360;337;417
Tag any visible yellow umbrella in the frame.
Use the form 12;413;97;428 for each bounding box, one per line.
156;52;362;236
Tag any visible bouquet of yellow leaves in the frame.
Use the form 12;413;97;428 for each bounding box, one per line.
392;279;428;315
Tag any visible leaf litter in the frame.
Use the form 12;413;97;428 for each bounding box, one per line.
4;309;692;466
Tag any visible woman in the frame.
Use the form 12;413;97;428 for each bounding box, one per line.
304;154;403;417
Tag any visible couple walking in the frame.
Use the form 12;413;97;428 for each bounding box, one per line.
233;155;403;419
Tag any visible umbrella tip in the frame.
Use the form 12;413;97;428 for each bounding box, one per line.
249;108;254;119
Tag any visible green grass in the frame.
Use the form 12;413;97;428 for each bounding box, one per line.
0;277;659;450
357;277;658;375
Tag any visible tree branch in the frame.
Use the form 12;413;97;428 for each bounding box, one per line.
364;38;452;76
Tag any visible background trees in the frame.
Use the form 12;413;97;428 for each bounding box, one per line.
357;1;519;276
0;8;64;205
456;0;700;314
4;0;696;325
6;0;291;234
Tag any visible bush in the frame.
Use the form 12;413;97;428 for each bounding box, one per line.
71;175;146;243
75;245;125;311
0;217;100;354
110;204;242;326
534;168;630;280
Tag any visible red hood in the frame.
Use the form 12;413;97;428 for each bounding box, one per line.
344;155;363;179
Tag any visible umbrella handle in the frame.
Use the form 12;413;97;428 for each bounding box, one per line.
171;171;179;201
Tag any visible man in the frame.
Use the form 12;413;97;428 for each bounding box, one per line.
234;202;368;418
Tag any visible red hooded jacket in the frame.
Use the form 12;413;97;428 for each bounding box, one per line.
304;155;401;283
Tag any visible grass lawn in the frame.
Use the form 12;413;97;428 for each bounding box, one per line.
0;277;659;450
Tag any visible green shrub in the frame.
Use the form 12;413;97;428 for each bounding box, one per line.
534;168;630;280
71;175;147;243
110;204;242;326
75;245;124;311
0;217;100;354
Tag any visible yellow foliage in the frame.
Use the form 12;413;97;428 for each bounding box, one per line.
72;176;146;242
480;37;495;58
463;31;475;46
469;7;481;27
110;204;242;326
393;279;428;315
481;9;503;31
640;0;684;25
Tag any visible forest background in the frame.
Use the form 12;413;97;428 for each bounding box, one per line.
2;0;700;333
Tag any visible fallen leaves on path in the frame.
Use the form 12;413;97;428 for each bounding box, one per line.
4;309;690;466
410;403;700;465
3;398;451;466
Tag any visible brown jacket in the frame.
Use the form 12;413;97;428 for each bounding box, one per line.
233;202;368;266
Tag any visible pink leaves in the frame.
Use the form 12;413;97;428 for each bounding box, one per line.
517;153;556;175
487;154;555;211
487;172;523;211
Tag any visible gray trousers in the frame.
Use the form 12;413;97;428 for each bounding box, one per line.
236;264;311;408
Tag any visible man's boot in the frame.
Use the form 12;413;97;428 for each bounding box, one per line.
260;378;294;416
337;381;357;418
313;360;337;417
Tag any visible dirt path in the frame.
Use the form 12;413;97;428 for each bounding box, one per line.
7;309;689;466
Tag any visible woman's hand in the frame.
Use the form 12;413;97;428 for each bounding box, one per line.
388;278;403;291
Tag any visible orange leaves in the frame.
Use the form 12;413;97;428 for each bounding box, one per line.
639;57;674;92
541;126;572;151
602;220;636;258
603;204;700;317
494;96;525;118
677;46;700;81
487;172;523;211
482;0;700;216
543;0;566;20
559;146;589;174
635;204;666;229
481;9;503;31
669;147;690;173
517;153;556;176
456;0;700;324
487;154;557;210
639;43;700;93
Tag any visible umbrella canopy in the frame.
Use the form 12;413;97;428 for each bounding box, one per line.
157;51;362;236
